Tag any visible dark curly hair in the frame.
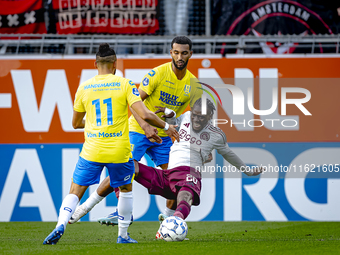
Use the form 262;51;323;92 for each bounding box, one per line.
171;36;192;50
193;98;216;116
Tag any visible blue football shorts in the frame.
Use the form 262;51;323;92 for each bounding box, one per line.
129;131;172;167
73;157;135;188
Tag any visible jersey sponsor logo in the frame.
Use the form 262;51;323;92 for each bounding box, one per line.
200;132;210;141
84;82;120;90
184;123;190;128
184;85;191;96
166;80;174;85
142;77;149;86
132;87;140;96
129;80;135;86
124;175;131;181
159;91;185;106
148;70;156;77
179;129;202;145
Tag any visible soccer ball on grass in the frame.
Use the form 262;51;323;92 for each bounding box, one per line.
160;216;188;241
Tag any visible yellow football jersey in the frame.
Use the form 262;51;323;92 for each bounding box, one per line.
74;74;141;163
129;62;202;137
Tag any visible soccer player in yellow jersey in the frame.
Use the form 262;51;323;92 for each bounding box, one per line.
43;43;178;245
129;36;201;171
129;36;202;219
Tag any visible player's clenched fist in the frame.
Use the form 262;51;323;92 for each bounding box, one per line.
142;124;162;144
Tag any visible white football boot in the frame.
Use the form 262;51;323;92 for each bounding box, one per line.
68;204;89;224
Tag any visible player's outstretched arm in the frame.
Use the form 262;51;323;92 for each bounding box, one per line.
217;142;263;176
250;167;263;176
131;101;179;142
130;106;162;144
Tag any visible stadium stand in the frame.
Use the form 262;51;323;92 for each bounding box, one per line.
0;0;339;55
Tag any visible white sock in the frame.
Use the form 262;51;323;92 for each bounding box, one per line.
163;207;175;217
118;191;133;239
56;194;79;229
83;190;104;211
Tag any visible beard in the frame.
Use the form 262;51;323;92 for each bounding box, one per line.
172;58;189;71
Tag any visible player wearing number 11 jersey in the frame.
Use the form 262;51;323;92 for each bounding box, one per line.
43;43;178;245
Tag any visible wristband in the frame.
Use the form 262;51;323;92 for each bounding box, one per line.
164;108;176;118
163;122;170;131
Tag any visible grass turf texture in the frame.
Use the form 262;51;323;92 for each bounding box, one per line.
0;222;339;254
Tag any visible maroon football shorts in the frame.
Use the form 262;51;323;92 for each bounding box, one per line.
135;163;202;205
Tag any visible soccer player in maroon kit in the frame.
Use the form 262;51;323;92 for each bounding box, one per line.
69;98;262;239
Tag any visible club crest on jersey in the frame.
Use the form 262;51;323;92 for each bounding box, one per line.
142;77;149;86
200;132;210;141
184;85;191;96
132;88;140;96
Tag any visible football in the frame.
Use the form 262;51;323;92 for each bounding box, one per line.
160;216;188;241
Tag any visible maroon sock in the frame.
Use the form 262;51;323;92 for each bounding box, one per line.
114;187;120;199
173;200;191;220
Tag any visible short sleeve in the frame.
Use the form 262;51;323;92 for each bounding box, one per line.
139;69;159;96
126;80;142;107
73;85;85;112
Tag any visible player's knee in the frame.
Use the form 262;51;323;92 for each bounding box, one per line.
159;163;168;170
97;177;114;196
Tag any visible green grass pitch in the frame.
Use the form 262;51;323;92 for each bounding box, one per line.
0;221;339;254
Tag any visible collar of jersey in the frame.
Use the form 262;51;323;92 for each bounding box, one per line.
169;62;188;81
96;74;113;77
